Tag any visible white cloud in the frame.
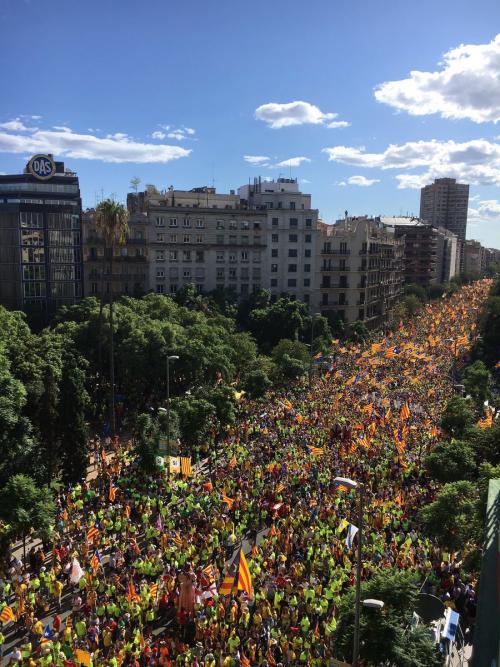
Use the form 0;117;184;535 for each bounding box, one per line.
0;118;33;131
340;175;380;187
274;156;311;168
375;34;500;123
255;101;349;129
0;126;191;164
167;131;186;141
29;115;42;120
152;131;166;140
184;127;195;135
53;126;72;133
327;120;351;129
244;155;270;166
323;138;500;189
468;198;500;225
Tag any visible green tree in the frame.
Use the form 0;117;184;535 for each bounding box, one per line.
242;368;272;399
419;480;477;551
0;475;55;559
349;320;369;342
271;339;309;381
171;396;215;450
441;396;475;438
425;440;476;482
404;283;428;302
93;198;130;435
426;283;446;300
134;413;159;473
248;297;310;351
462;360;492;407
403;294;423;316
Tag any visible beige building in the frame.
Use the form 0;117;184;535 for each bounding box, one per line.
420;178;469;242
238;178;321;309
463;239;487;276
82;211;149;299
319;216;404;328
129;186;267;297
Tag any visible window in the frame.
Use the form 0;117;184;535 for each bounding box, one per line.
216;234;224;244
196;250;204;262
229;220;237;230
183;218;191;228
183;269;191;279
170;284;178;293
304;293;310;303
196;234;203;243
271;278;278;287
359;308;365;320
229;253;237;263
169;218;177;227
252;268;261;278
196;219;204;228
241;267;249;279
183;250;191;261
265;201;274;209
195;267;204;278
339;275;348;288
289;234;298;242
322;293;328;306
305;218;312;228
183;234;191;243
91;282;98;294
216;220;225;229
254;222;261;230
241;235;249;245
288;249;297;257
156;233;164;242
156;269;165;278
156;284;165;293
271;249;278;258
304;264;311;272
229;268;237;279
340;242;347;254
272;217;279;226
170;234;177;243
170;250;178;261
290;218;298;228
290;202;296;210
216;268;225;279
272;234;278;243
304;278;310;287
156;217;165;227
288;264;297;272
288;278;297;287
305;249;311;258
229;235;237;244
240;251;248;261
23;265;46;280
241;221;249;230
216;251;225;262
305;234;311;243
20;212;43;228
253;252;261;263
271;264;278;273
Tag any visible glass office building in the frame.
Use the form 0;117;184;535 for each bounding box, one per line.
0;155;83;323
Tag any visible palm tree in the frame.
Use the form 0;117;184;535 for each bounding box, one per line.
93;199;129;436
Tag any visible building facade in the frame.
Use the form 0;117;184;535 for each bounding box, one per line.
463;239;487;276
238;178;321;309
82;211;149;299
318;216;404;328
0;155;83;322
419;178;469;242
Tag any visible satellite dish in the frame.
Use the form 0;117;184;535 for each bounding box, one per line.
415;593;445;624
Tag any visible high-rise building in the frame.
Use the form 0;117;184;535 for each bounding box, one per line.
318;216;404;328
419;178;469;241
0;154;83;323
463;239;487;276
238;178;321;310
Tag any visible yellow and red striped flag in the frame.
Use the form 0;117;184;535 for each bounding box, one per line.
0;606;15;623
400;403;410;420
180;457;192;477
219;571;237;596
202;563;216;584
269;524;278;537
127;580;140;603
87;525;100;542
477;408;493;429
275;482;285;495
222;492;235;509
237;549;253;599
171;532;182;547
149;583;159;598
108;480;117;502
241;653;251;667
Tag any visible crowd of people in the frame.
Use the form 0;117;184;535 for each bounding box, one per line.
0;280;491;666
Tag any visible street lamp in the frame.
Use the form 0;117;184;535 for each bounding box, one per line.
334;476;364;667
160;354;179;465
309;312;321;385
363;599;384;610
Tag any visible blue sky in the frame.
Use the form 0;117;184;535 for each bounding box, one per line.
1;0;500;247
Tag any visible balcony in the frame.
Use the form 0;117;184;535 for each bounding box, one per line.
321;265;350;272
320;282;349;289
321;249;351;255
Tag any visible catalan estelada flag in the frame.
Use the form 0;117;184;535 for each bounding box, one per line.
180;457;192;477
87;523;100;542
171;532;182;547
237;549;253;599
202;563;216;584
307;446;323;456
90;550;101;572
400;402;410;420
0;606;15;623
127;580;140;603
108;480;117;502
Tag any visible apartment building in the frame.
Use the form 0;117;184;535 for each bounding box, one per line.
380;217;458;285
129;186;267;296
463;239;487;276
420;178;469;242
238;178;321;309
82;211;149;298
0;155;83;324
319;216;404;328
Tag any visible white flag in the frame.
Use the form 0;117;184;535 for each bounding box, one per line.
69;558;84;584
346;524;358;549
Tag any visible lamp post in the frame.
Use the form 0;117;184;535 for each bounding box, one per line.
334;476;365;667
309;312;321;386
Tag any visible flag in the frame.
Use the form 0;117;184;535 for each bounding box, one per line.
307;446;323;456
127;580;140;603
202;563;216;584
241;653;251;667
203;480;213;492
252;544;258;558
237;549;253;599
108;480;117;502
90;550;101;572
477;409;493;429
42;624;53;642
219;570;237;596
75;649;92;667
180;456;192;477
69;558;84;584
0;606;15;623
400;403;410;420
149;583;159;598
87;523;100;542
228;456;237;469
275;482;285;495
171;532;182;547
169;457;181;475
269;524;278;537
394;429;406;455
222;492;235;509
346;524;359;549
